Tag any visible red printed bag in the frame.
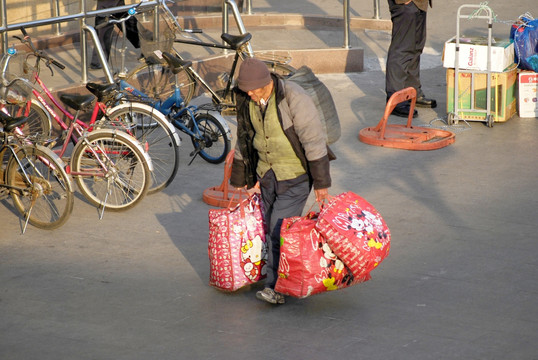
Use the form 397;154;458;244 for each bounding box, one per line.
275;213;370;298
208;193;267;291
316;192;391;279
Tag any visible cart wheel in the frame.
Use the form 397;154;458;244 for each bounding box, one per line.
447;113;458;126
486;115;494;128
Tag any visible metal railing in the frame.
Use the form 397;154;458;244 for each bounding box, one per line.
1;0;384;83
235;0;382;49
0;0;160;83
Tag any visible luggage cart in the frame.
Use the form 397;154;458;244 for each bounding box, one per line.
447;4;495;128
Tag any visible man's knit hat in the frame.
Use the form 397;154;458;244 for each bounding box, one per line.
237;58;271;92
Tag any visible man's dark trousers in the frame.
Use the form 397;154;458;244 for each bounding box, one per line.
385;0;427;100
259;170;310;290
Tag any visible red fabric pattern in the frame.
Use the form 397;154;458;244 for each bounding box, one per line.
316;192;391;279
275;213;370;298
208;194;267;291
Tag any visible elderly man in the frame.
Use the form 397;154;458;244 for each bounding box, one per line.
230;58;333;304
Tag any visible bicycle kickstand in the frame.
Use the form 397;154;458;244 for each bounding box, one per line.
98;182;112;220
22;197;37;234
187;149;200;166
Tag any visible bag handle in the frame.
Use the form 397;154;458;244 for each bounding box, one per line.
227;182;261;218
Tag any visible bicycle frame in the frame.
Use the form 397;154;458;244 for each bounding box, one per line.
120;78;204;139
20;67;138;181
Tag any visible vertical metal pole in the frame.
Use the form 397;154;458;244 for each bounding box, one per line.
53;0;62;35
153;3;160;43
222;0;252;55
222;0;229;39
80;0;88;83
373;0;381;19
245;0;252;15
343;0;350;49
83;24;114;84
1;0;7;54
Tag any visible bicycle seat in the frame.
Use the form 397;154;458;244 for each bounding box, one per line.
162;52;192;74
85;82;117;103
59;93;95;111
0;111;27;132
221;33;252;50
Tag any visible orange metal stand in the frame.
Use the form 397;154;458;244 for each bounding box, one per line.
359;87;455;150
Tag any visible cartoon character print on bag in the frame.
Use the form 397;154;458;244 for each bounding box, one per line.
241;234;267;281
346;208;389;255
315;232;355;291
315;193;391;280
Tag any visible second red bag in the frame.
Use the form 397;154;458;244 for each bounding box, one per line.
316;192;391;279
275;213;370;298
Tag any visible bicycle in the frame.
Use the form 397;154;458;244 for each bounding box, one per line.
121;0;295;112
0;48;53;138
0;111;74;233
99;9;232;164
8;28;178;196
3;31;153;215
120;52;231;164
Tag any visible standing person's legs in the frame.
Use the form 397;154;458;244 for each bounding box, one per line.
259;170;310;298
385;0;418;99
120;15;141;49
406;6;427;97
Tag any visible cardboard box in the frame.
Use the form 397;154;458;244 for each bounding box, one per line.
443;36;515;72
446;65;517;122
518;71;538;118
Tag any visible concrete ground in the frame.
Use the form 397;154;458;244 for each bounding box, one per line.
1;1;537;359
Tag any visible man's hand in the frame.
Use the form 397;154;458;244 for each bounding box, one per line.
314;188;331;204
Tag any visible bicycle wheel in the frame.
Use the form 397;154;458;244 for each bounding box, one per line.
191;113;230;164
2;100;52;137
126;60;196;105
6;144;74;230
70;129;151;212
104;102;180;194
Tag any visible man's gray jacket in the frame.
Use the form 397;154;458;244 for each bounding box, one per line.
230;73;333;190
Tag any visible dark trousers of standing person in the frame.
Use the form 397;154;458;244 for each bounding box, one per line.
90;8;141;68
259;170;310;289
385;0;427;100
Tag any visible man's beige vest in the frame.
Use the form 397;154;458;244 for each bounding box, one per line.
249;95;306;181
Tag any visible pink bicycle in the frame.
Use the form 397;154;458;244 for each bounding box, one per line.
1;33;153;216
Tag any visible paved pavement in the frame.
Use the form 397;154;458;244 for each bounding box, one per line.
1;1;538;359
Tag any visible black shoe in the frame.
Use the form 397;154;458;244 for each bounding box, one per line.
256;288;285;304
90;63;102;70
392;104;418;118
415;96;437;108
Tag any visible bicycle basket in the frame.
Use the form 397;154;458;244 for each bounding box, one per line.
0;52;37;104
2;52;38;84
136;8;175;61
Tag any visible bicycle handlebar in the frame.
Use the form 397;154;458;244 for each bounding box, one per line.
15;28;66;71
97;3;203;34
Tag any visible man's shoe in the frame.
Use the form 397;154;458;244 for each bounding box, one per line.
392;104;418;118
415;96;437;108
90;63;102;70
256;288;285;304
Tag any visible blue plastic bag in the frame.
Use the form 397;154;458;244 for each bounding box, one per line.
510;17;538;72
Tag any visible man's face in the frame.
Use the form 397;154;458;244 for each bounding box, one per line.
247;82;271;104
